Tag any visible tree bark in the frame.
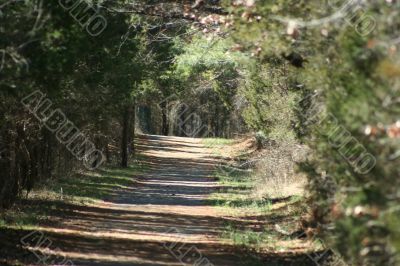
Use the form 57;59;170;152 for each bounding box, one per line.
214;104;220;137
121;104;133;168
161;101;168;136
121;103;135;168
0;122;16;209
105;142;111;164
129;103;136;156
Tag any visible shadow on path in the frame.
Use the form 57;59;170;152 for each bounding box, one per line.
0;135;317;266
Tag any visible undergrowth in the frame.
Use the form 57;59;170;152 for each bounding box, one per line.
0;160;145;230
208;139;320;263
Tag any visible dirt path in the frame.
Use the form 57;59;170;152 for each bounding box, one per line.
26;135;245;266
1;135;317;266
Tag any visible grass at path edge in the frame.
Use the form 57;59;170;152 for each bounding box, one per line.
0;159;146;229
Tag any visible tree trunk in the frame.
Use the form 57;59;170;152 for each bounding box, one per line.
179;106;186;137
215;105;220;137
129;104;136;156
121;105;133;168
0;122;17;209
161;101;168;136
105;142;111;164
121;104;135;168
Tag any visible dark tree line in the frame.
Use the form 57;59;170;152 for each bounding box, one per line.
0;0;233;208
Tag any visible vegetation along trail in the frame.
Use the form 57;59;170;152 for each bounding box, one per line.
52;135;239;265
0;135;319;265
2;1;399;266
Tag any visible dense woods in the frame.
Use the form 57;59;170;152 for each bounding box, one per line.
1;0;400;265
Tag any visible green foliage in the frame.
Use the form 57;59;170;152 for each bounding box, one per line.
227;1;400;264
202;138;235;147
239;62;300;141
2;1;400;264
223;226;275;247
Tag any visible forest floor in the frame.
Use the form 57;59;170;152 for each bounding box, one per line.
0;135;324;266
